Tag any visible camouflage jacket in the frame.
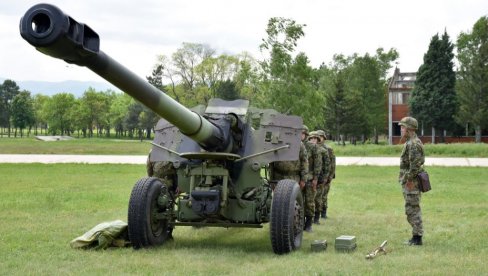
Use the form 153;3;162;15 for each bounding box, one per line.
399;133;425;183
146;151;176;179
322;143;336;181
304;140;322;181
317;141;331;182
270;142;308;182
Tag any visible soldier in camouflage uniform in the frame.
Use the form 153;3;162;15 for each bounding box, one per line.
146;150;177;192
311;130;331;224
146;149;178;239
398;117;425;246
269;135;308;230
269;142;308;190
301;126;322;232
317;130;335;219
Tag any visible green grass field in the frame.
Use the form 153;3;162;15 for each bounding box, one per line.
0;164;486;275
0;137;152;155
1;136;488;157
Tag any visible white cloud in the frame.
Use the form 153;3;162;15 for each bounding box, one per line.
1;0;487;84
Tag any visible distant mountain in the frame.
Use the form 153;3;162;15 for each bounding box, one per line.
0;77;120;98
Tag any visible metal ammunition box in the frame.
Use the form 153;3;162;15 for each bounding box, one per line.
335;235;357;252
311;240;327;252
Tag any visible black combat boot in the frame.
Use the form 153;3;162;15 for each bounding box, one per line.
406;235;422;246
304;216;313;232
321;208;327;219
313;212;321;225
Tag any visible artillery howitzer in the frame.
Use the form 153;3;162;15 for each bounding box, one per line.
20;3;304;254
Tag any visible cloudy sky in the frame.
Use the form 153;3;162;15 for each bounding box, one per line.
1;0;487;84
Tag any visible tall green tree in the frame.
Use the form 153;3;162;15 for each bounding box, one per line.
42;93;76;135
319;55;362;143
32;94;49;135
109;93;132;137
456;16;488;143
195;54;239;102
11;91;35;137
0;80;20;137
79;88;113;137
215;80;239;100
124;99;143;138
172;43;215;95
259;17;322;126
410;31;457;143
234;52;261;103
348;48;399;143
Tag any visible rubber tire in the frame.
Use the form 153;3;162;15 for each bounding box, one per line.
270;179;304;254
128;177;170;249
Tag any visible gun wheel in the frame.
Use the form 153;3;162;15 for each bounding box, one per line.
270;179;304;254
128;177;172;249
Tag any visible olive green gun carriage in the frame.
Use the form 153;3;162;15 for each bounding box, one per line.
20;3;305;254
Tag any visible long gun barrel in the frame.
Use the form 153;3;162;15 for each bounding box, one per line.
20;3;230;152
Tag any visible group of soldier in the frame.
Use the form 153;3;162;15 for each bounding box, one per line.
146;117;425;245
269;125;336;233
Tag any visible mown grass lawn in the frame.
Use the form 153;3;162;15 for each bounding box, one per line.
0;164;486;275
1;136;488;157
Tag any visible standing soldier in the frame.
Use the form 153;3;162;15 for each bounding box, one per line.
146;149;177;239
301;126;322;232
398;117;425;246
312;130;330;224
268;141;308;191
146;150;177;193
317;130;335;219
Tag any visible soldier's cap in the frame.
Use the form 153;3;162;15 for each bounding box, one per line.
308;131;319;140
302;125;309;135
316;130;327;138
398;116;418;130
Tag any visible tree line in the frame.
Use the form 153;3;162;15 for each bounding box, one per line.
1;16;486;142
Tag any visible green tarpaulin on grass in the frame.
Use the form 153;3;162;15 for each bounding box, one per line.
70;220;129;250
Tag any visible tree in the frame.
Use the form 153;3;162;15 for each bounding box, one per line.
410;31;457;143
109;93;132;137
32;94;49;135
215;80;239;100
79;88;113;137
0;80;20;137
258;17;322;126
43;93;76;135
234;52;261;103
155;55;181;102
172;42;215;94
348;48;399;143
11;91;35;137
456;16;488;143
319;55;362;144
124;99;143;138
195;54;239;102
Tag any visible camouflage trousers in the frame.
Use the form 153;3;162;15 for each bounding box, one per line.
401;180;423;236
314;182;325;212
320;181;331;211
303;181;317;217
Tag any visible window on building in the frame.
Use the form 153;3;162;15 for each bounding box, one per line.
391;92;410;104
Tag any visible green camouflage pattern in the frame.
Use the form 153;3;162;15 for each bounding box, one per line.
146;151;177;190
304;181;316;217
314;141;329;211
399;132;425;236
319;140;335;211
270;142;308;183
398;116;418;130
304;140;322;181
